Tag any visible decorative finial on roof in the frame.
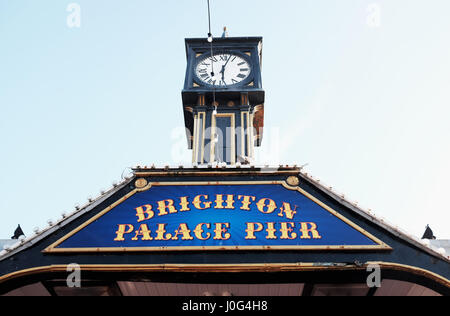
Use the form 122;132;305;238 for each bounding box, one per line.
11;224;25;240
421;225;436;240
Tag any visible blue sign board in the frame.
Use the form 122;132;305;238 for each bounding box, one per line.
45;182;390;252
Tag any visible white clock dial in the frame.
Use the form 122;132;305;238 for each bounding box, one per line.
195;53;251;87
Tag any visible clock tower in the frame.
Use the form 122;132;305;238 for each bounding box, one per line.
182;37;265;165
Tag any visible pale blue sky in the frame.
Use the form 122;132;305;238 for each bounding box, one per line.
0;0;449;239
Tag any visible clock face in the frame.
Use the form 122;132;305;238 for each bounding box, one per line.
195;52;252;87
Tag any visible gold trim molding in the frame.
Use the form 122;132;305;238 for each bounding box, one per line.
0;262;448;289
134;178;148;189
286;176;300;187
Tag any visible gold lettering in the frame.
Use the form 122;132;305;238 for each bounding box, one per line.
132;224;153;241
157;199;178;216
192;195;212;210
179;196;191;212
278;202;298;219
154;223;172;241
135;204;154;222
238;195;256;211
299;222;322;239
256;198;277;214
280;222;297;240
245;222;263;240
193;223;211;240
214;194;235;209
213;223;231;240
172;223;194;240
114;224;134;241
265;222;277;240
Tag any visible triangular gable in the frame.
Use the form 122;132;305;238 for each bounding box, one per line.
44;179;391;252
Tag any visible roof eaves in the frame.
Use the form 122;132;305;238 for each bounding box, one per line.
0;177;133;262
298;171;450;263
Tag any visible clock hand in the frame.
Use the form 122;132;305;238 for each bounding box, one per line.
209;56;215;78
220;65;225;81
220;55;231;82
223;54;232;69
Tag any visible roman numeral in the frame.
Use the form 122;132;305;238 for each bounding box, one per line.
240;68;249;72
237;62;246;66
198;68;208;74
237;74;246;79
231;79;239;84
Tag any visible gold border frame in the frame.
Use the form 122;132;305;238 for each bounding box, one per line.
200;112;206;163
43;181;391;253
192;112;206;164
1;262;448;289
192;113;198;163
